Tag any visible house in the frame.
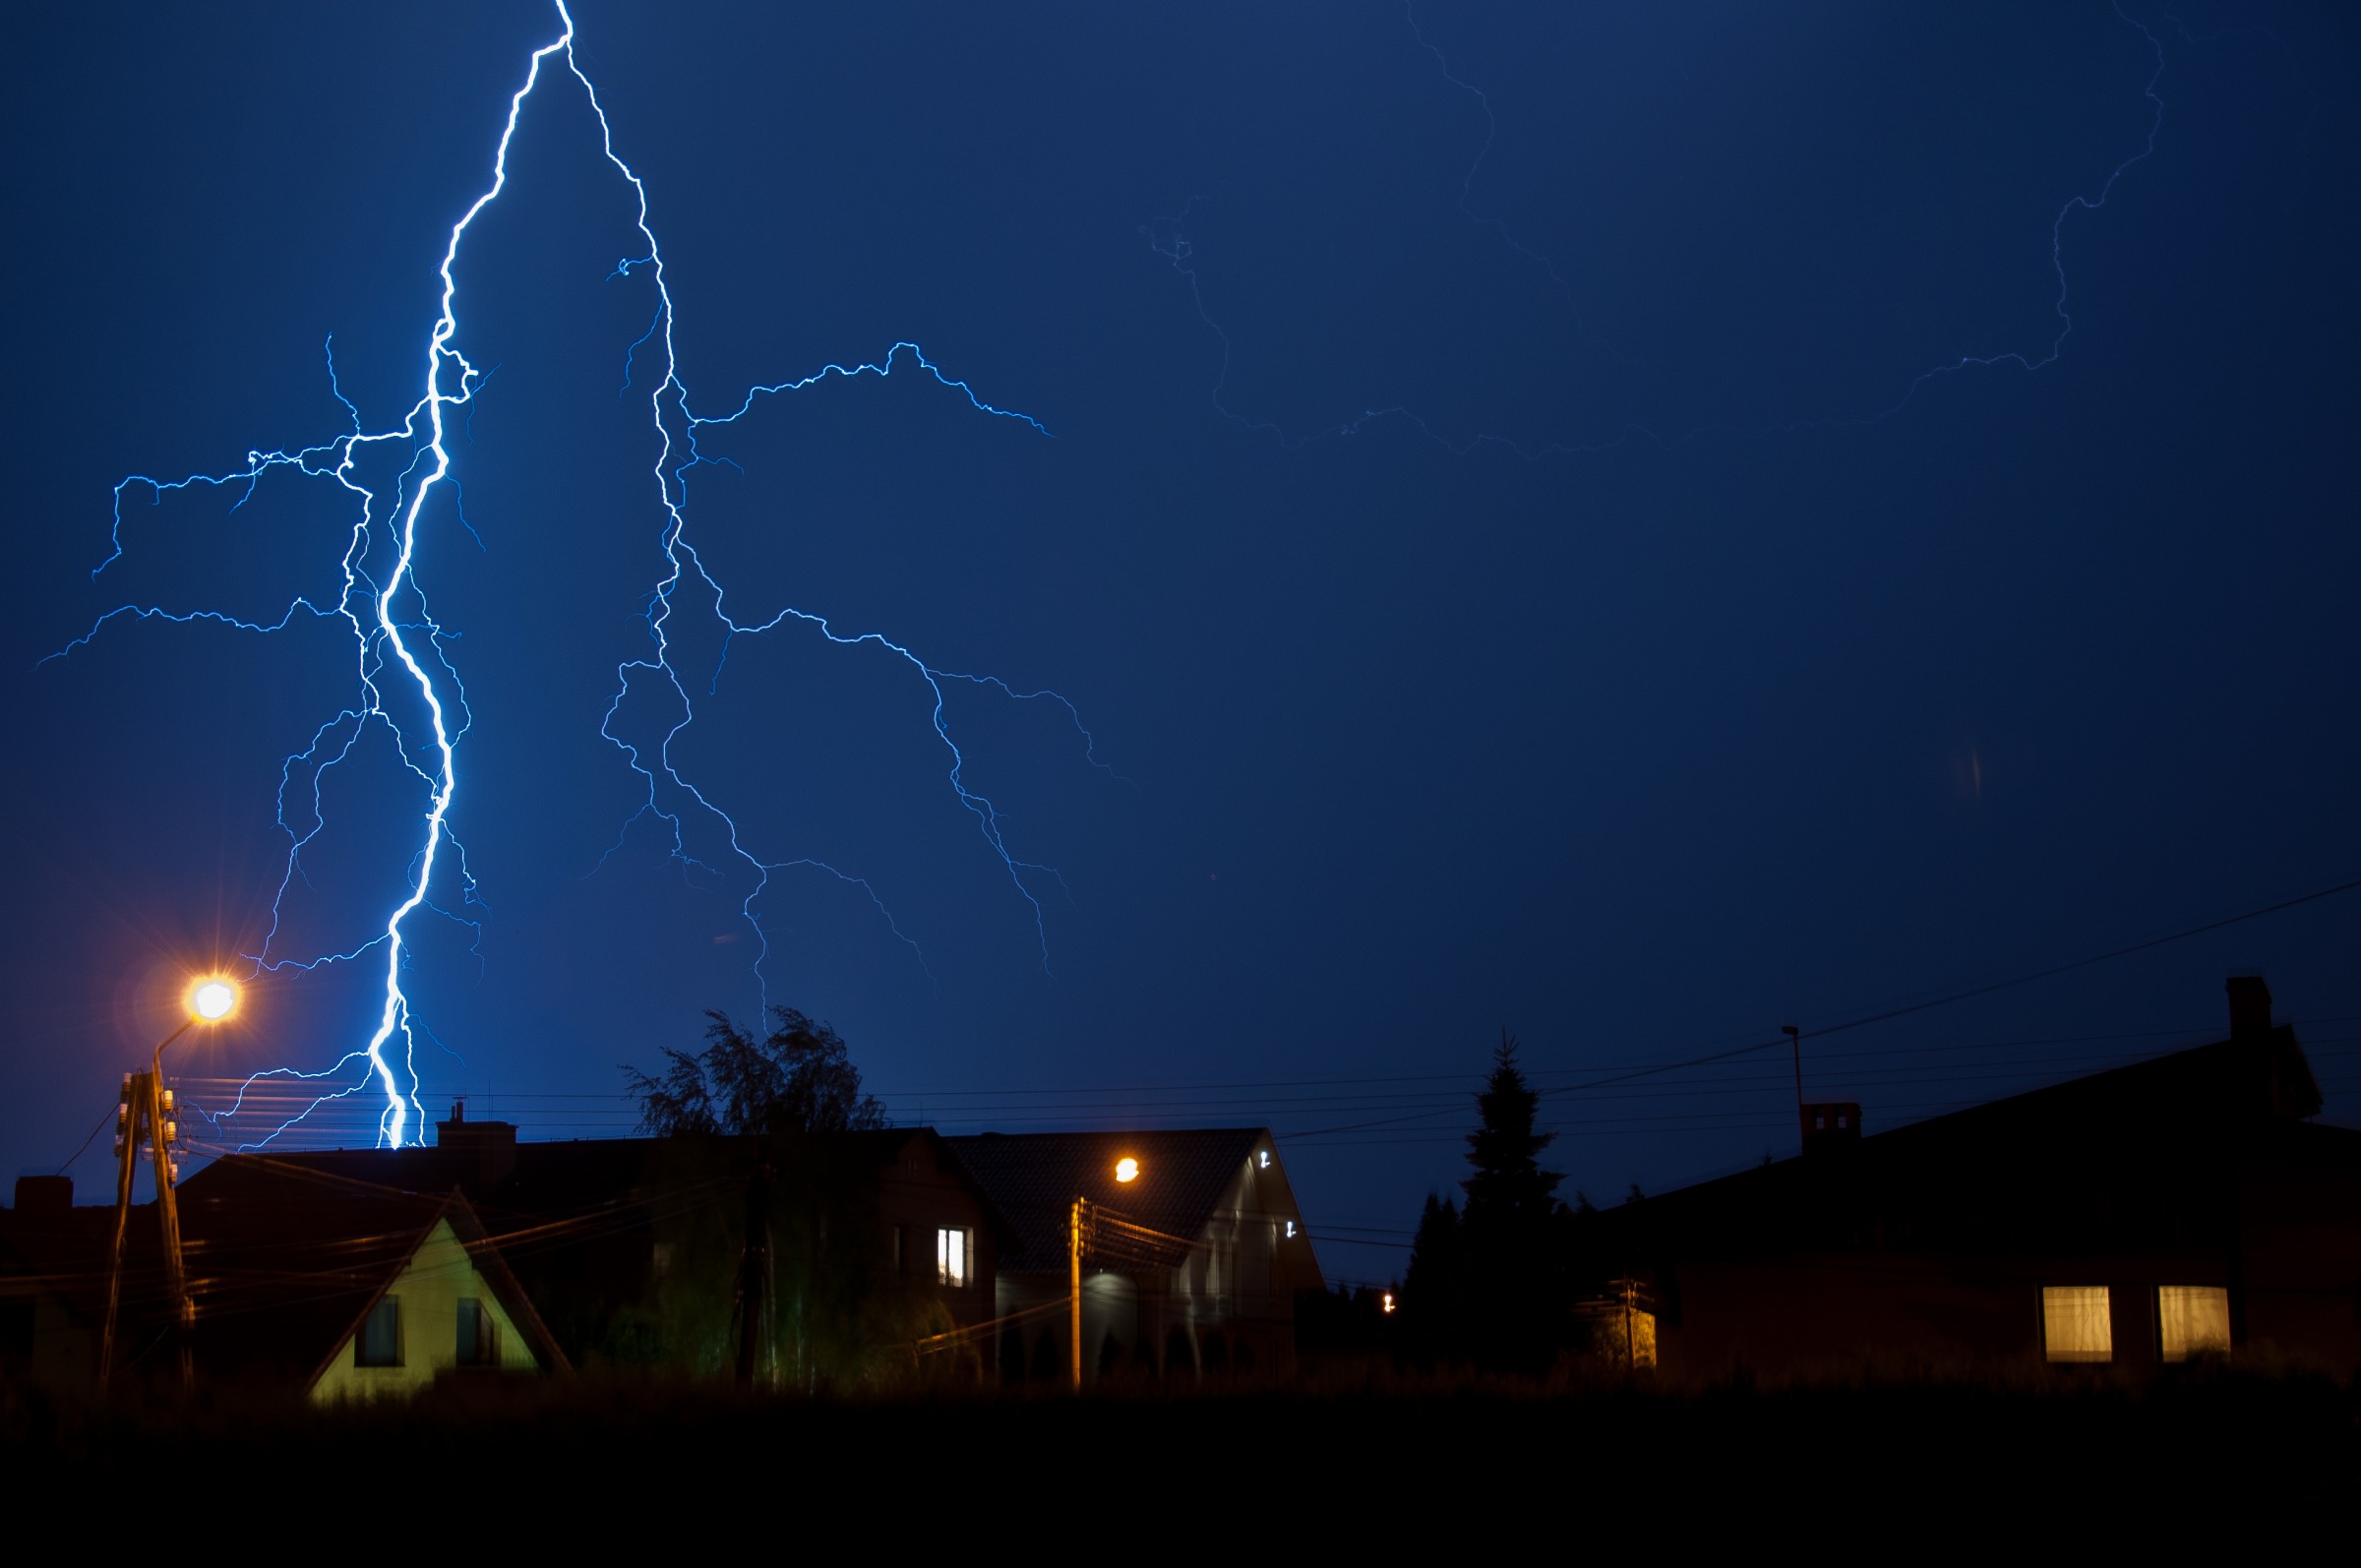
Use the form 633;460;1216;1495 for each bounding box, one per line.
0;1161;565;1399
1564;977;2361;1376
0;1175;97;1388
181;1111;1012;1375
940;1127;1324;1381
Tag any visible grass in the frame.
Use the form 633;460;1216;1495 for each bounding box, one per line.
7;1361;2354;1533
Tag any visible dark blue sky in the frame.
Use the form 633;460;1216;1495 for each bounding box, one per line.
5;2;2356;1283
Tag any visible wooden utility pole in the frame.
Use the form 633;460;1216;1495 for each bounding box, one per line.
1068;1196;1086;1391
99;1060;192;1391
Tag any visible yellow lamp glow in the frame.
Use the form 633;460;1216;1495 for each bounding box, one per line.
1115;1157;1139;1183
187;978;238;1023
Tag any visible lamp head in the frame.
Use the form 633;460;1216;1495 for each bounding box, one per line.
1114;1157;1139;1183
187;977;239;1024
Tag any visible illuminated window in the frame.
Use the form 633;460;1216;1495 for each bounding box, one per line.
2157;1286;2231;1361
2042;1286;2112;1362
937;1226;972;1288
356;1297;402;1367
455;1298;497;1367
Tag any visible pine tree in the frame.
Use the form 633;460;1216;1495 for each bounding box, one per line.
1401;1191;1465;1368
1461;1030;1563;1224
1457;1030;1571;1374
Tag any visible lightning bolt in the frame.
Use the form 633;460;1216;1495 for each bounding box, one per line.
1154;1;2168;457
50;2;1096;1148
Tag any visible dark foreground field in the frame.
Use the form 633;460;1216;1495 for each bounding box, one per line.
7;1365;2354;1536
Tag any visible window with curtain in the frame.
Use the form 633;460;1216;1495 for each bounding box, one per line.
455;1297;497;1367
356;1297;402;1367
2042;1286;2111;1362
937;1226;970;1288
2157;1286;2231;1361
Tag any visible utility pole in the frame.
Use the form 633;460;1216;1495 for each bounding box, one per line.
1068;1196;1086;1391
100;976;238;1394
100;1044;193;1391
1784;1023;1805;1152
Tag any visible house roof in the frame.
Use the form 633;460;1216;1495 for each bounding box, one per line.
8;1157;567;1386
181;1126;1018;1261
1569;1020;2352;1260
940;1127;1273;1273
184;1158;567;1384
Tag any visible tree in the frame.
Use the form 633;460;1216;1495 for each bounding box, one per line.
621;1007;890;1387
1401;1191;1466;1367
1455;1030;1573;1374
625;1006;886;1138
1461;1030;1563;1225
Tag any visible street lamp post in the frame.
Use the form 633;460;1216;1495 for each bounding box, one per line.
1068;1154;1141;1391
1068;1196;1085;1391
99;976;239;1392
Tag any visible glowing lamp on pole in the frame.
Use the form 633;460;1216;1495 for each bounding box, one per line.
100;970;246;1390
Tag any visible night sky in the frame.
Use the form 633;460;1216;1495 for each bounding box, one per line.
5;2;2356;1286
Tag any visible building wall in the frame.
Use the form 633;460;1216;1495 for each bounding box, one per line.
1639;1147;2361;1377
993;1145;1325;1381
0;1278;94;1389
310;1220;542;1402
873;1141;1001;1348
1651;1250;2248;1377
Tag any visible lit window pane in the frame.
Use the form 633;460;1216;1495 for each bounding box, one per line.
938;1226;967;1287
2157;1286;2230;1361
2042;1286;2111;1362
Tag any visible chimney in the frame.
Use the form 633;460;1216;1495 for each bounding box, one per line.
2227;975;2273;1039
435;1102;517;1189
12;1175;71;1220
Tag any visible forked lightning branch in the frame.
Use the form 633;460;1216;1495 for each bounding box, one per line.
49;1;1091;1151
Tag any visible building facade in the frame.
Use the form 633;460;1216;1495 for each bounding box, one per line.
1567;978;2361;1377
941;1127;1325;1381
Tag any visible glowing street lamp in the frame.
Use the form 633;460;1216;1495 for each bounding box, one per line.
101;970;246;1391
187;977;238;1023
1114;1157;1138;1183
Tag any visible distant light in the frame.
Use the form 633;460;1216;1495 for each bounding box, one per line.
1285;1220;1296;1238
1115;1157;1138;1183
188;978;239;1023
1381;1292;1396;1315
1257;1150;1270;1169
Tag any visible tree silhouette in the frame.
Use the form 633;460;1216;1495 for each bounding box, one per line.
1451;1030;1575;1373
625;1006;886;1138
1462;1030;1563;1224
1402;1191;1466;1367
621;1006;889;1386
